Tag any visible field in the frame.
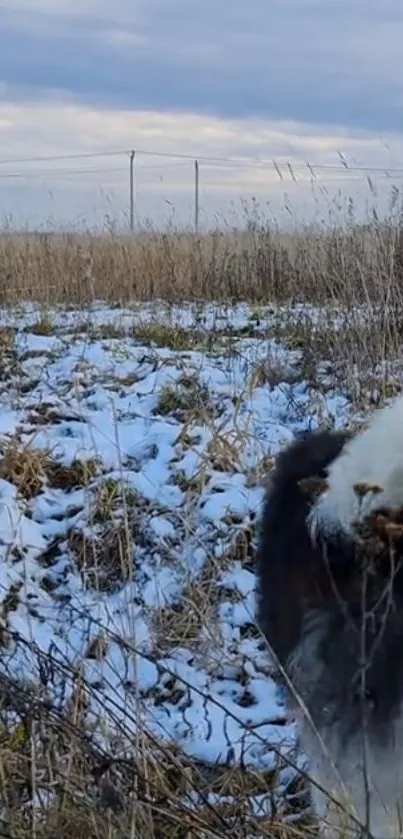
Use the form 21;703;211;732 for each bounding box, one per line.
0;220;403;838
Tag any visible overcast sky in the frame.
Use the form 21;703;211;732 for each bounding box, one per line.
1;0;403;228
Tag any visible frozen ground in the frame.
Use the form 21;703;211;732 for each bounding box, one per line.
0;299;385;833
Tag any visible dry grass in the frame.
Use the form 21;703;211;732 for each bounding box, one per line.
0;429;314;837
0;437;53;500
151;541;253;657
0;436;101;498
68;479;144;593
2;212;403;413
0;675;313;839
0;209;401;314
2;206;403;837
157;375;215;422
69;521;134;593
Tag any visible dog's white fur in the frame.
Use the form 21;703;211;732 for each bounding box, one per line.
311;395;403;538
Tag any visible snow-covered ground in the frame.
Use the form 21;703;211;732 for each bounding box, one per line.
0;299;389;829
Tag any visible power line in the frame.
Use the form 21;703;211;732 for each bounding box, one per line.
0;149;130;167
0;160;191;180
1;165;403;186
0;147;266;167
0;165;128;179
1;145;403;176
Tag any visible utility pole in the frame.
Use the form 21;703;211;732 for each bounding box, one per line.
129;150;135;233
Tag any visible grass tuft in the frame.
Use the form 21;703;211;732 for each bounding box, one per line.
0;437;53;499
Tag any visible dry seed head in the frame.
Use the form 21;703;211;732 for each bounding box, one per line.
298;476;329;499
353;482;383;498
383;520;403;540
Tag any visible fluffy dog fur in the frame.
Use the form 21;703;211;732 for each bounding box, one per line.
256;398;403;838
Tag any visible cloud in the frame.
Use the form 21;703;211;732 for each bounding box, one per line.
0;100;401;229
0;1;403;226
0;1;403;133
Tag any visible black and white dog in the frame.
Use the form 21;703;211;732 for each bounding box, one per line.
256;397;403;838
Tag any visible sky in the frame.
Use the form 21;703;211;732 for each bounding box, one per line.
1;0;403;229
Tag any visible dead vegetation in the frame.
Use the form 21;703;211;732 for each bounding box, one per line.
0;666;312;839
68;479;144;592
0;221;402;414
25;311;55;336
1;209;403;837
0;210;400;318
68;521;134;593
0;436;101;498
152;559;226;655
0;437;53;499
157;375;215;422
0;423;306;834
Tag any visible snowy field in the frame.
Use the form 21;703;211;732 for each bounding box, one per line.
0;299;394;835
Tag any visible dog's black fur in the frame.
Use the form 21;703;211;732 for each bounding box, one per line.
256;429;350;663
255;429;403;837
